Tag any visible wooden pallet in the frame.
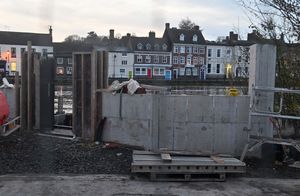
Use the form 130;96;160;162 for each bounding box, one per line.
131;150;246;181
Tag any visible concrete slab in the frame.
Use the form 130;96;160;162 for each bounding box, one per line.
0;175;299;196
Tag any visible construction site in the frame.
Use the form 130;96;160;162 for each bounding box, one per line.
1;43;300;195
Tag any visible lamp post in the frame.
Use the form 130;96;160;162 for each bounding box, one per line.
6;50;10;74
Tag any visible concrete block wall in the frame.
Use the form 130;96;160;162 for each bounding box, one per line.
102;92;250;156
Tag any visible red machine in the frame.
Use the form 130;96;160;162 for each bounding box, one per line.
0;91;9;126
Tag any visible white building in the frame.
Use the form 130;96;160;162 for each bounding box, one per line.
108;51;134;78
0;28;53;76
206;32;251;79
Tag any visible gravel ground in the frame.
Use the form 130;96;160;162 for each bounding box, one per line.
1;132;299;178
0;132;132;175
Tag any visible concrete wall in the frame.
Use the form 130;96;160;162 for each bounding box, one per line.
102;92;250;156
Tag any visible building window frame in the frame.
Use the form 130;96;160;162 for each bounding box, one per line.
207;64;211;73
154;55;159;63
145;55;151;63
216;64;220;73
122;60;127;65
162;56;167;63
173;56;178;64
137;55;143;63
180;56;185;64
208;49;212;57
67;58;72;64
217;49;221;58
66;67;72;75
57;58;63;64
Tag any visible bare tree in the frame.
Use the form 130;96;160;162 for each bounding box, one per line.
178;17;198;30
238;0;300;42
64;34;83;43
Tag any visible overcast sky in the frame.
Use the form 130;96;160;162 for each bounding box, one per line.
0;0;251;42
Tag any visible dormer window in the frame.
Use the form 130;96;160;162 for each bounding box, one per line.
146;43;151;50
154;44;160;51
193;34;198;42
162;44;167;51
137;43;143;50
179;34;185;41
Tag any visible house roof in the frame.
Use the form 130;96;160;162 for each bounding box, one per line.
53;42;93;53
126;36;170;52
163;27;206;45
0;31;52;46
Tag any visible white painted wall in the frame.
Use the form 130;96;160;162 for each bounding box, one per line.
108;52;134;78
0;44;53;76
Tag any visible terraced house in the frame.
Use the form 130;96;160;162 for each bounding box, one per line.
163;23;206;79
126;31;172;79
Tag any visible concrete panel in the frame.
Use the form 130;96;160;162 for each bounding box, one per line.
173;122;214;152
236;96;250;123
234;123;249;156
102;93;121;118
214;96;237;123
158;120;174;150
122;94;153;120
172;96;189;123
102;117;152;149
158;96;174;122
187;96;214;123
213;123;237;154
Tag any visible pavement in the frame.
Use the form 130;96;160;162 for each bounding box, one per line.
0;174;300;196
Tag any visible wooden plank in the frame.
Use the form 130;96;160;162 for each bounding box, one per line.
27;42;33;131
21;51;28;132
14;71;20;117
210;155;225;164
161;153;172;162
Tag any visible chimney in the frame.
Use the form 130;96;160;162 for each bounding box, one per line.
229;31;238;41
127;33;131;37
165;23;170;30
109;29;114;39
49;25;52;35
149;31;155;38
193;25;200;31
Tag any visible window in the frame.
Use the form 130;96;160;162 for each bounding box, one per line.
57;58;63;64
66;67;72;75
153;68;165;76
174;46;179;53
226;49;231;55
135;67;146;75
217;49;221;57
68;58;72;64
180;33;184;41
162;44;167;51
207;64;211;73
193;47;198;54
42;48;47;57
137;43;143;50
208;49;212;57
145;56;151;63
173;56;178;64
245;67;248;74
180;46;185;53
122;52;127;57
193;56;198;65
21;48;25;54
192;68;198;76
11;47;16;58
120;69;125;75
186;46;191;53
185;68;191;76
180;56;185;64
154;56;159;63
162;56;167;63
199;57;204;65
122;60;127;65
137;56;142;63
216;64;220;73
199;48;205;54
146;43;151;50
187;56;192;65
193;35;198;42
56;67;64;75
154;44;160;51
179;68;185;76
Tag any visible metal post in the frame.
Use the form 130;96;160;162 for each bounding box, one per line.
27;42;33;131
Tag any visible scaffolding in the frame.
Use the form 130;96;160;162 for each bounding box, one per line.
240;86;300;161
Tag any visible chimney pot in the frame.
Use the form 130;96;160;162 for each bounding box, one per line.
149;31;155;38
165;23;170;29
193;25;200;30
109;29;114;39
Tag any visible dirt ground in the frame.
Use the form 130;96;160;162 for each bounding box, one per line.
0;131;300;179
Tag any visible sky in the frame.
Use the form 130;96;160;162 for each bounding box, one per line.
0;0;251;42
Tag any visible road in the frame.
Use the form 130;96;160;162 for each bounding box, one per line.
0;174;299;196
